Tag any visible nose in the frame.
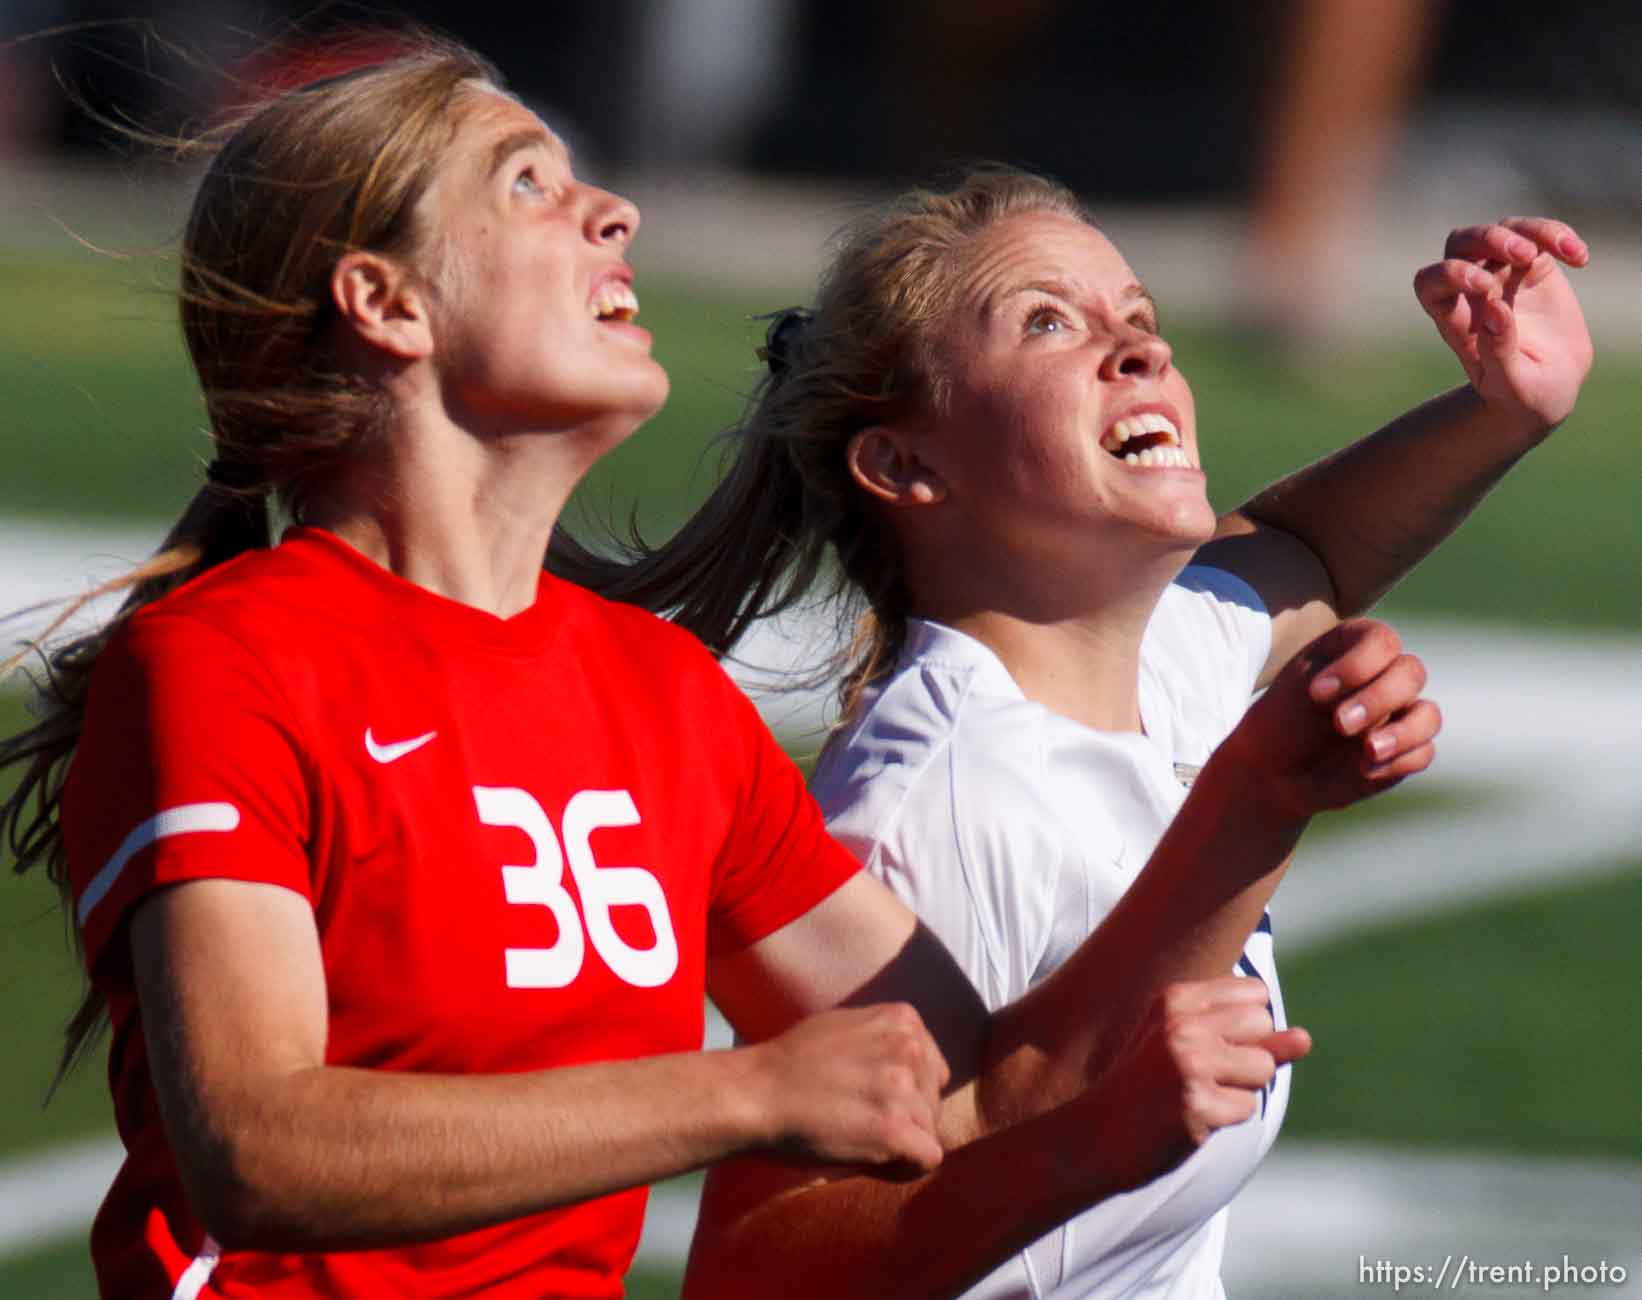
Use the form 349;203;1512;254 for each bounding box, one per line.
586;187;640;249
1100;329;1171;383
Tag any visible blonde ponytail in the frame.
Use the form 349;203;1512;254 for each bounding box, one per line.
565;168;1086;719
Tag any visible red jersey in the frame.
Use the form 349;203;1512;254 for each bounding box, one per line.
62;527;859;1298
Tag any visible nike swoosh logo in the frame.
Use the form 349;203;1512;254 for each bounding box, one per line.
364;727;438;764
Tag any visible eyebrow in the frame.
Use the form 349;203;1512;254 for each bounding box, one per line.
485;127;570;181
987;278;1159;320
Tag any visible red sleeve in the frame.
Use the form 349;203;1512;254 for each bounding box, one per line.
63;612;313;972
702;668;860;956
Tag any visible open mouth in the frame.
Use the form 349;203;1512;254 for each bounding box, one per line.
1100;412;1196;469
591;282;639;323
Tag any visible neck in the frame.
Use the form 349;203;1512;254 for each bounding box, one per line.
950;609;1149;733
909;539;1191;734
307;409;629;618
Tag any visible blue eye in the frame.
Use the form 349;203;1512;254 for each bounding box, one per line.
513;169;540;194
1026;306;1065;335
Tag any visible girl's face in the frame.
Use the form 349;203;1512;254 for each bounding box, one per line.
415;89;670;440
917;211;1213;565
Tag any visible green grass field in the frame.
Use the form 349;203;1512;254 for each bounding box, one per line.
3;244;1639;1295
5;249;1642;630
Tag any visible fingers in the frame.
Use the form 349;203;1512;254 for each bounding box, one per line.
1443;217;1588;270
1417;218;1587;361
1262;1025;1314;1067
1193;1026;1313;1130
1299;618;1404;710
1361;697;1441;781
1298;620;1439;759
1413;258;1508;343
1149;979;1310;1143
761;1001;950;1172
886;1117;946;1174
1414;256;1497;311
1327;648;1426;737
864;1003;948;1167
1327;653;1440;787
1158;973;1272;1020
1162;978;1287;1072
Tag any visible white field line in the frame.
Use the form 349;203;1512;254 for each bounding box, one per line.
733;602;1642;949
0;1135;122;1257
5;523;1642;1281
7;1136;1641;1293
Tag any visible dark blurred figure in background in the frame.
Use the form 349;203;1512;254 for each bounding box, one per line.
757;0;1439;339
12;0;1641;231
755;0;1638;342
1245;0;1439;336
4;0;1637;368
1;1;265;156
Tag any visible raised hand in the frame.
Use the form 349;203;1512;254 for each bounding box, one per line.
743;1001;950;1173
1226;618;1441;822
1413;217;1594;437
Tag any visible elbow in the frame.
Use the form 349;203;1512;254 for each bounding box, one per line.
173;1127;321;1252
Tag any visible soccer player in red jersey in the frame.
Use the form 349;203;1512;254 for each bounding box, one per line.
3;36;1451;1300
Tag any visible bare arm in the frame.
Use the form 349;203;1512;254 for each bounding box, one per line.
1198;218;1593;684
689;976;1302;1299
686;619;1435;1297
129;876;949;1251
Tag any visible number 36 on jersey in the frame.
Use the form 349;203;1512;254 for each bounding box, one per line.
474;785;680;990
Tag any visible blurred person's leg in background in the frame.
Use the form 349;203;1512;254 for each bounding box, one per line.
0;3;73;161
1245;0;1442;342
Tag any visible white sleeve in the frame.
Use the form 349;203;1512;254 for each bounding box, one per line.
845;730;1078;1013
1141;566;1273;759
1172;564;1271;694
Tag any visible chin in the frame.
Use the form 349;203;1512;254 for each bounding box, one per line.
623;361;671;422
1145;492;1217;546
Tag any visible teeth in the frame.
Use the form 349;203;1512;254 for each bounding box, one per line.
590;281;639;322
1106;412;1180;448
1103;412;1195;469
1122;445;1195;470
1103;412;1181;454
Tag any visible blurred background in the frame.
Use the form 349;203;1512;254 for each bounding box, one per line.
1;3;1639;1297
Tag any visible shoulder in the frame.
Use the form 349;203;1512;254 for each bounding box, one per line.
121;529;364;660
1154;564;1270;643
562;581;723;673
813;621;1054;846
815;624;1070;899
113;568;287;689
1140;564;1272;751
814;625;1083;1002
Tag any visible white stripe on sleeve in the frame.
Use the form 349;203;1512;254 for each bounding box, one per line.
171;1234;222;1300
76;803;241;929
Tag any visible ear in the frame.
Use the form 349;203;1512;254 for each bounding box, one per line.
331;251;433;361
846;426;948;507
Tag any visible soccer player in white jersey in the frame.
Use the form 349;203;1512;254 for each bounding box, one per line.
599;172;1590;1297
1;39;1456;1300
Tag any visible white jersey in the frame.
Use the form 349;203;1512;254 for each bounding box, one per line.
811;566;1283;1300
